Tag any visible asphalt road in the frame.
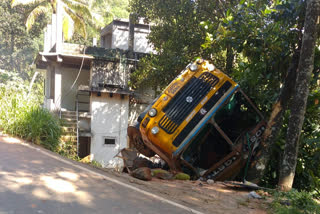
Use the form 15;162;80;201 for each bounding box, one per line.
0;136;199;214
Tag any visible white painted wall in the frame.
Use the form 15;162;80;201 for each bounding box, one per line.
112;28;129;50
107;26;153;53
54;65;62;110
90;93;129;168
133;29;153;53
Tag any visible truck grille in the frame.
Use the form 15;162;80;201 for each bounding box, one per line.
172;81;232;147
159;72;219;134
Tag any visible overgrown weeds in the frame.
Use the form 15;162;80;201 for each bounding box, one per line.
58;140;80;160
0;70;62;151
271;189;320;214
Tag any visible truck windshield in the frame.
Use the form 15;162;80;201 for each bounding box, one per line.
214;91;262;143
181;90;262;172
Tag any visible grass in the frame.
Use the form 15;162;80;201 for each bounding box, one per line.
0;75;62;152
271;189;320;214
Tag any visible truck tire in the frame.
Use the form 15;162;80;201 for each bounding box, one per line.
128;126;155;157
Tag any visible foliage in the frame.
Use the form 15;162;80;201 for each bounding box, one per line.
0;0;46;77
130;0;320;195
16;107;62;151
58;140;79;160
12;0;92;40
72;0;129;45
90;160;103;168
129;0;209;89
271;189;320;214
0;70;62;151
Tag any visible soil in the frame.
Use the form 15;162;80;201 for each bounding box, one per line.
107;169;272;214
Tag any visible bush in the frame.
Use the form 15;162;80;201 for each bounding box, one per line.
15;107;62;151
271;190;320;214
0;70;62;151
58;140;79;160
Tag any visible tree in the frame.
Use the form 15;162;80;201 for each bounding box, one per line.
246;0;306;182
278;0;320;191
77;0;129;45
129;0;320;193
129;0;241;89
0;0;47;77
11;0;92;40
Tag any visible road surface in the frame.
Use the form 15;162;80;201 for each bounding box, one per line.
0;135;201;214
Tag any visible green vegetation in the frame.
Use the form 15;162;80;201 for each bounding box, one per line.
12;0;92;40
0;0;129;153
0;0;319;210
271;190;320;214
0;70;62;151
130;0;320;197
57;140;79;160
0;0;47;75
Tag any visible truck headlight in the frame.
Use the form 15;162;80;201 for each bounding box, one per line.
189;64;198;71
207;64;215;71
148;108;157;117
151;126;159;135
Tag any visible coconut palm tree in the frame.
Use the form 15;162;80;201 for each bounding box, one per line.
11;0;92;40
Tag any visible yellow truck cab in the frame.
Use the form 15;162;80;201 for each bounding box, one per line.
137;59;265;180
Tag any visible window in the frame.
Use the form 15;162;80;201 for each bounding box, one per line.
104;137;116;145
214;91;263;143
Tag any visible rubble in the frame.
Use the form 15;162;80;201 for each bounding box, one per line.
131;167;152;181
207;179;214;184
248;191;262;199
151;169;172;180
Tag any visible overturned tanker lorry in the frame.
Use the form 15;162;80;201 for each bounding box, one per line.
128;59;266;181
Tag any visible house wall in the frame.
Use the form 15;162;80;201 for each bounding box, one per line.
90;93;129;168
43;65;90;111
133;28;153;53
111;27;129;50
44;70;51;111
106;25;152;54
60;67;90;111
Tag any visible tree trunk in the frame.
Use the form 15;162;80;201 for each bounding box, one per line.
246;2;306;183
246;49;300;182
10;31;14;70
278;0;320;191
225;44;234;73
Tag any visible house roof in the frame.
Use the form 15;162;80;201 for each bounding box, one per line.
37;52;93;69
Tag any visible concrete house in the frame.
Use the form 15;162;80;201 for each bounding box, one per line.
37;9;154;168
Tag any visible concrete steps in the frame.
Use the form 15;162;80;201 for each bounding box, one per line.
60;111;77;144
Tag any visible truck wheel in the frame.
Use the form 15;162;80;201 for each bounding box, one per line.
132;135;156;157
128;126;155;157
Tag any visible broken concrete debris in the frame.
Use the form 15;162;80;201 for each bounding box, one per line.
248;191;262;199
207;179;214;184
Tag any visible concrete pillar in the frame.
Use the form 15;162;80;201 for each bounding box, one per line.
45;68;50;98
51;13;57;51
56;0;63;55
54;64;62;110
128;13;135;56
47;24;52;52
